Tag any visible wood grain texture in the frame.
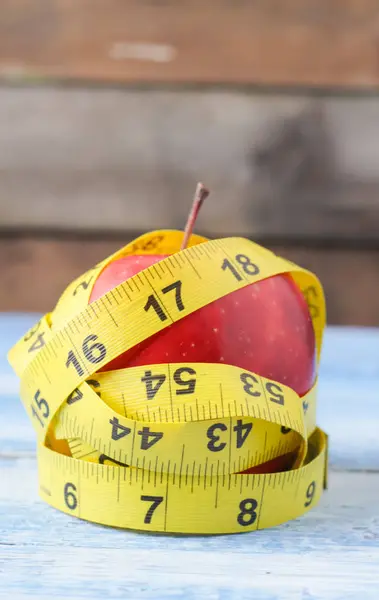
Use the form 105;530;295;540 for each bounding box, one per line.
1;315;379;599
0;237;378;326
0;87;379;241
1;0;379;87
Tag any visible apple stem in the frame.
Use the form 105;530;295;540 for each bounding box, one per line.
180;182;210;250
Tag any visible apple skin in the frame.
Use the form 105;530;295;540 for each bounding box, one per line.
90;253;316;473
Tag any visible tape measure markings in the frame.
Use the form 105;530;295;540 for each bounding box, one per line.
20;240;324;408
36;428;326;533
52;363;308;474
8;230;328;533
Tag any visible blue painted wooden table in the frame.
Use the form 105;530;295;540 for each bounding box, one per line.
1;313;378;600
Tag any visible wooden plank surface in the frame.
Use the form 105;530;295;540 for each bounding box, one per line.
1;87;379;241
1;315;379;599
0;237;378;326
1;0;379;87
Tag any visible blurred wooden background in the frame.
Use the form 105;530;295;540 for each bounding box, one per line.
0;0;378;325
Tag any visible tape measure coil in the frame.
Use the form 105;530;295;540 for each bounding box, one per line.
8;230;328;534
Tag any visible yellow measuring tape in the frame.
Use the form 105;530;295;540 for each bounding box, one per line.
8;230;328;534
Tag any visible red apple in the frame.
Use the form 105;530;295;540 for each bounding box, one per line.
89;252;315;473
90;254;315;396
87;182;315;474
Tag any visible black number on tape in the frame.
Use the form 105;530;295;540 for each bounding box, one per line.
240;373;284;406
236;254;260;276
265;382;284;406
87;379;102;397
143;235;164;250
28;333;46;354
31;390;50;427
141;495;164;524
66;335;107;376
66;350;85;377
73;276;93;296
162;280;184;311
221;259;242;281
138;426;163;450
24;321;41;342
240;373;261;397
281;426;292;435
303;286;320;319
67;388;83;405
110;417;131;441
304;481;316;507
99;455;129;467
83;335;107;363
237;498;258;526
207;420;253;452
222;255;260;281
144;280;184;321
142;367;197;399
64;482;78;510
66;377;103;405
207;423;227;452
234;420;253;448
173;367;196;395
127;235;164;255
144;295;167;322
141;371;166;399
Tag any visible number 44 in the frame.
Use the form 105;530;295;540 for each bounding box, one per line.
109;417;163;450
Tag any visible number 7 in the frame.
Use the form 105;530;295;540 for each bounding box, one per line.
141;495;164;524
144;280;184;322
162;280;184;311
